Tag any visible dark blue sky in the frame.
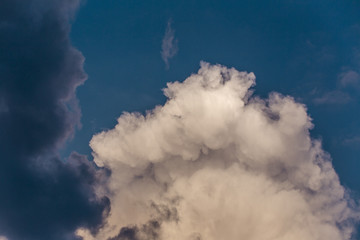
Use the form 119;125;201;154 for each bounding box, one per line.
66;0;360;192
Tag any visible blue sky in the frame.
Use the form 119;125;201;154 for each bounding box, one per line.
67;0;360;191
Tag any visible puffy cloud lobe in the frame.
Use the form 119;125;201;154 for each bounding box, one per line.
80;62;359;240
0;0;109;239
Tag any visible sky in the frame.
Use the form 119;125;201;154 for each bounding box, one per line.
1;0;360;240
68;0;360;189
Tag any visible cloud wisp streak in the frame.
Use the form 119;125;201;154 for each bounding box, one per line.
312;25;360;106
0;1;109;239
77;63;359;240
313;90;351;105
161;20;178;69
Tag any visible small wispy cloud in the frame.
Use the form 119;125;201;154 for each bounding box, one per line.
161;19;178;69
313;90;351;105
343;135;360;146
339;70;360;89
312;69;360;105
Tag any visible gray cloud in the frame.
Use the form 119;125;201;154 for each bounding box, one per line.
161;19;178;69
0;0;109;239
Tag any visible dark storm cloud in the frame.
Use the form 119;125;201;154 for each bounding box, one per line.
0;0;109;239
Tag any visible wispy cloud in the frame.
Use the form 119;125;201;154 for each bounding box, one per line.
161;19;178;69
313;90;351;105
343;135;360;146
312;70;360;105
339;70;360;89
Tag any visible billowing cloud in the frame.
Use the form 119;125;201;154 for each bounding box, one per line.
0;0;109;239
161;19;178;69
77;63;359;240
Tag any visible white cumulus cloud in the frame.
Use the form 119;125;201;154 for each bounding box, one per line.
77;62;359;240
